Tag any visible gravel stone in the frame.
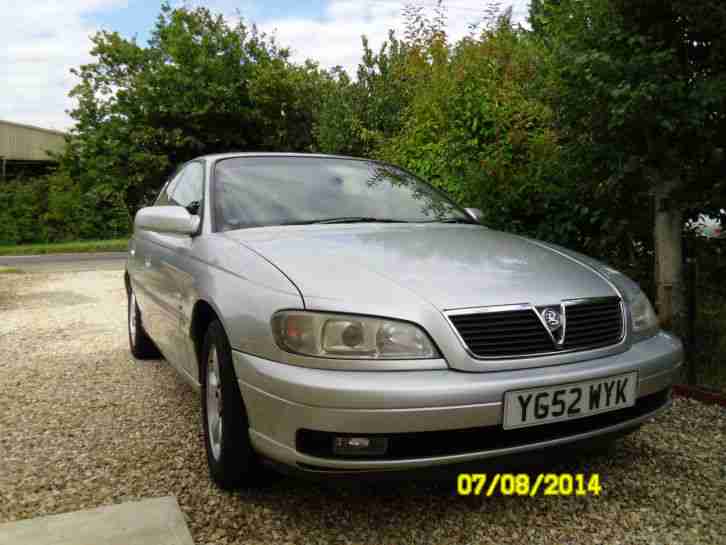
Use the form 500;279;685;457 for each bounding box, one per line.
1;269;725;545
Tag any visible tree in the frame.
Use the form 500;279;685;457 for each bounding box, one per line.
373;11;582;244
63;3;330;214
316;32;413;157
534;0;726;329
318;5;584;244
528;0;559;36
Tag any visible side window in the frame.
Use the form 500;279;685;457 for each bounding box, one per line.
170;162;204;211
155;168;185;206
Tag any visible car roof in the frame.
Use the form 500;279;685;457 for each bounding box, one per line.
194;152;370;163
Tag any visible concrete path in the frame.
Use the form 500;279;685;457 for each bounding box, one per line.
0;252;126;273
0;497;194;545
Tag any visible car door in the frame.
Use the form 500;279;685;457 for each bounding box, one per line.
149;161;205;378
130;169;185;343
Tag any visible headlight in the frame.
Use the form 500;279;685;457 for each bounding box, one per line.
628;289;659;340
271;311;440;359
600;266;659;341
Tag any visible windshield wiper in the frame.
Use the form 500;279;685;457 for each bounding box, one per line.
307;217;411;224
228;217;475;229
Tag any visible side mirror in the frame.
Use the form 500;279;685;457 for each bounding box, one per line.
464;207;484;223
135;206;200;235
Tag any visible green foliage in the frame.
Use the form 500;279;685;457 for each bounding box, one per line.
528;0;560;37
0;174;130;245
316;33;413;156
7;0;724;270
319;10;583;246
0;238;129;256
534;0;726;260
62;2;331;215
5;2;333;244
0;178;50;244
383;20;581;243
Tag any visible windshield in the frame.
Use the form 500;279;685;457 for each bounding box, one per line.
212;156;471;231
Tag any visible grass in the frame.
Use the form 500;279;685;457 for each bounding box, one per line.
0;238;129;256
0;267;22;274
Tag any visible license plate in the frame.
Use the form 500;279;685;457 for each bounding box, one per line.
503;372;637;430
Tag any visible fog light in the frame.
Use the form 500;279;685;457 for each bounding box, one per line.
332;436;388;457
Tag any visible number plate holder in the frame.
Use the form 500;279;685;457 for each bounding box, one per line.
502;372;638;430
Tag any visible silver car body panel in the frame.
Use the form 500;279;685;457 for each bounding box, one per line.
221;223;636;372
220;224;617;309
126;153;683;474
135;205;201;235
252;401;673;472
234;331;681;470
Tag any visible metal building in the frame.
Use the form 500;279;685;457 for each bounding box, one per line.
0;119;67;180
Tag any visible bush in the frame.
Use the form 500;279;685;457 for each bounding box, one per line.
688;236;726;390
379;24;582;246
0;174;130;244
0;178;50;244
317;15;587;248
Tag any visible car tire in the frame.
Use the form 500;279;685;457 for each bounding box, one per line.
201;320;261;490
127;288;161;359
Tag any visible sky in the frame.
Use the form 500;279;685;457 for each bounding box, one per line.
0;0;529;131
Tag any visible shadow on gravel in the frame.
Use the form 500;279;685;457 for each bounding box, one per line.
229;440;620;504
206;445;625;542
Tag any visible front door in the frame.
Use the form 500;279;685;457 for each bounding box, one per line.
151;161;205;377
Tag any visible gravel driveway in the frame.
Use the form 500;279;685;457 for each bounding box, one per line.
1;269;725;545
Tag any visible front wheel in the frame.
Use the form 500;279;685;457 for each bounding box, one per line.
201;320;261;489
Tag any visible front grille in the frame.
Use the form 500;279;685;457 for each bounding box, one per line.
563;298;624;350
448;297;624;358
449;308;553;357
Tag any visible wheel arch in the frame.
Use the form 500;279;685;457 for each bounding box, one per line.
190;298;228;383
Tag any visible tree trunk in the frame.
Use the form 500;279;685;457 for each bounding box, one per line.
653;182;684;331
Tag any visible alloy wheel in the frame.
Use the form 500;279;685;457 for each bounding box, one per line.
206;346;223;461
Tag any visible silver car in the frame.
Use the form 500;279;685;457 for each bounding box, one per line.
125;153;682;488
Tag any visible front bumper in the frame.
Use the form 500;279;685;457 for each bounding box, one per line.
233;331;682;473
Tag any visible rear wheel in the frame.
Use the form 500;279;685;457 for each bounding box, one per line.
201;320;261;489
127;288;160;359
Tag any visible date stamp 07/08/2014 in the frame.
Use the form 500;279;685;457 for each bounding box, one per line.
456;473;602;497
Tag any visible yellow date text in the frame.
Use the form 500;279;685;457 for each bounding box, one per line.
456;473;601;497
